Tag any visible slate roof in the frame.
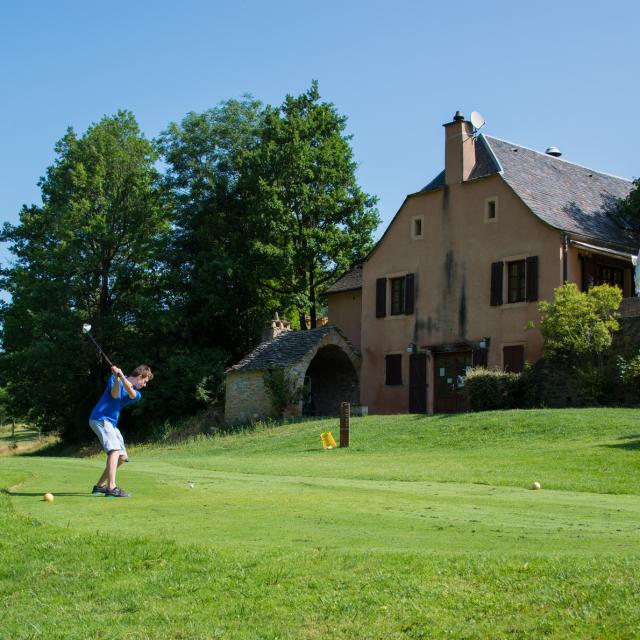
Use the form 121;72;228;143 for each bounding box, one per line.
325;264;363;293
485;136;636;250
227;325;351;372
418;134;636;250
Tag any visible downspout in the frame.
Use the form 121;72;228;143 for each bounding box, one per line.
562;234;569;283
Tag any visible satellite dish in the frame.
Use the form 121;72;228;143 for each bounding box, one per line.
470;111;485;131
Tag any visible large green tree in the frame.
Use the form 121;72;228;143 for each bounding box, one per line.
241;81;380;328
159;96;274;360
0;111;169;440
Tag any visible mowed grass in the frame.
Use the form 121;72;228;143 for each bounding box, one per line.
1;408;640;639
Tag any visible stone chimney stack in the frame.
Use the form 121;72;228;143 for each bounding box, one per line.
443;111;476;185
261;312;292;342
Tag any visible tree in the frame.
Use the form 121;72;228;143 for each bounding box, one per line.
537;283;622;360
534;283;623;405
159;96;275;361
241;81;380;329
619;178;640;227
0;111;169;441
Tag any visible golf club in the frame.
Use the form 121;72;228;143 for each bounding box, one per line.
81;323;114;367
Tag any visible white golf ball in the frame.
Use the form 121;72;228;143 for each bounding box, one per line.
531;481;541;490
43;493;54;502
189;483;194;488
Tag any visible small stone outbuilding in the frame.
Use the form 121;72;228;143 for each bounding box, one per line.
224;319;360;424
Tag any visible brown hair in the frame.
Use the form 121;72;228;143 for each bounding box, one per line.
130;364;153;381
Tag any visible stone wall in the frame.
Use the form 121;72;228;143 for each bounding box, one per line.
224;370;274;423
224;326;361;423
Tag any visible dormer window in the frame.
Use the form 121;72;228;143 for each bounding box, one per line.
411;215;424;240
485;198;498;223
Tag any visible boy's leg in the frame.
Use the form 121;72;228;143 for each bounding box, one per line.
106;450;125;490
96;454;125;488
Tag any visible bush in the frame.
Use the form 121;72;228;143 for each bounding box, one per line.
263;368;303;416
464;367;522;411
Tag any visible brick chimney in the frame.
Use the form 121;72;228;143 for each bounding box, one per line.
443;111;476;185
261;312;292;342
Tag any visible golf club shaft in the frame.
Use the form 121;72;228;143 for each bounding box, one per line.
85;331;114;367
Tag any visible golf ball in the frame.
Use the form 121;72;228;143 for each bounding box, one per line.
43;493;54;502
189;483;194;488
531;482;541;490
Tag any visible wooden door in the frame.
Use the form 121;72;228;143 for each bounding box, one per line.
433;351;472;413
409;353;427;413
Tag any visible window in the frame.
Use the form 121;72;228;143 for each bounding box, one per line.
411;215;424;240
485;198;498;222
377;273;415;317
507;260;526;303
492;257;538;306
390;277;405;315
385;354;402;385
597;265;624;290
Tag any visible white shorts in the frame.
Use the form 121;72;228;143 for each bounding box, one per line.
89;419;128;460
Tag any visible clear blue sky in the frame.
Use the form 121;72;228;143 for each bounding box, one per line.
1;0;639;267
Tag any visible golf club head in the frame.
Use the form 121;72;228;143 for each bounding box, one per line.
82;323;92;334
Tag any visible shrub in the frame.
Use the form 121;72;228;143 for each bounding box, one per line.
464;367;521;411
263;368;303;416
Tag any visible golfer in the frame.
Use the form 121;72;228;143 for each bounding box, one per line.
89;364;153;497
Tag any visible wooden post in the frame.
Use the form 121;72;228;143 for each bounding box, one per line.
340;402;350;448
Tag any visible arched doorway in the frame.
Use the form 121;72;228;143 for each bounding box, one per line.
303;345;359;416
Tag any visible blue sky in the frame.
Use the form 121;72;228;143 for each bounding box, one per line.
1;0;639;267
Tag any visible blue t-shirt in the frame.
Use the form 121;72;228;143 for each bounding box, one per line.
89;374;142;426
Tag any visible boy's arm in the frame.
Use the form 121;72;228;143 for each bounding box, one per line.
111;367;137;400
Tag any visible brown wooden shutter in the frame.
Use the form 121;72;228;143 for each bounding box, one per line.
376;278;387;317
385;354;402;385
490;262;503;306
503;345;525;373
526;256;538;301
404;273;415;314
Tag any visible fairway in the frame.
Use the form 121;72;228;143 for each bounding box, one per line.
2;409;640;639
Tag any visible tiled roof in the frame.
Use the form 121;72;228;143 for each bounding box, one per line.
325;264;362;293
227;325;348;372
484;136;636;250
419;134;636;250
419;136;502;192
420;170;445;193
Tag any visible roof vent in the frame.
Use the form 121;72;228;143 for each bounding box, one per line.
452;111;465;122
545;146;562;157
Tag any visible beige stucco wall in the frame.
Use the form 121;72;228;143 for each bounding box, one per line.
327;289;362;350
359;174;564;414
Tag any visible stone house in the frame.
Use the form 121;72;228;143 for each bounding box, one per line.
327;111;637;414
224;316;360;423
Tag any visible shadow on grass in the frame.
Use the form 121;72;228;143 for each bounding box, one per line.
5;490;95;498
600;434;640;451
0;431;40;444
18;440;100;458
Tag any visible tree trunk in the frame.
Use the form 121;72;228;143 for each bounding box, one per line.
298;308;308;330
309;268;317;329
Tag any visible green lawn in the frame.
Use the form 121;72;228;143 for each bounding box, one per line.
1;409;640;639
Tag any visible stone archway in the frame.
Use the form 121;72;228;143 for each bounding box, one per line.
225;324;360;423
285;328;360;417
302;345;359;416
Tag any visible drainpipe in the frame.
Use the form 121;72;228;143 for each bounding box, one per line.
562;234;569;283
